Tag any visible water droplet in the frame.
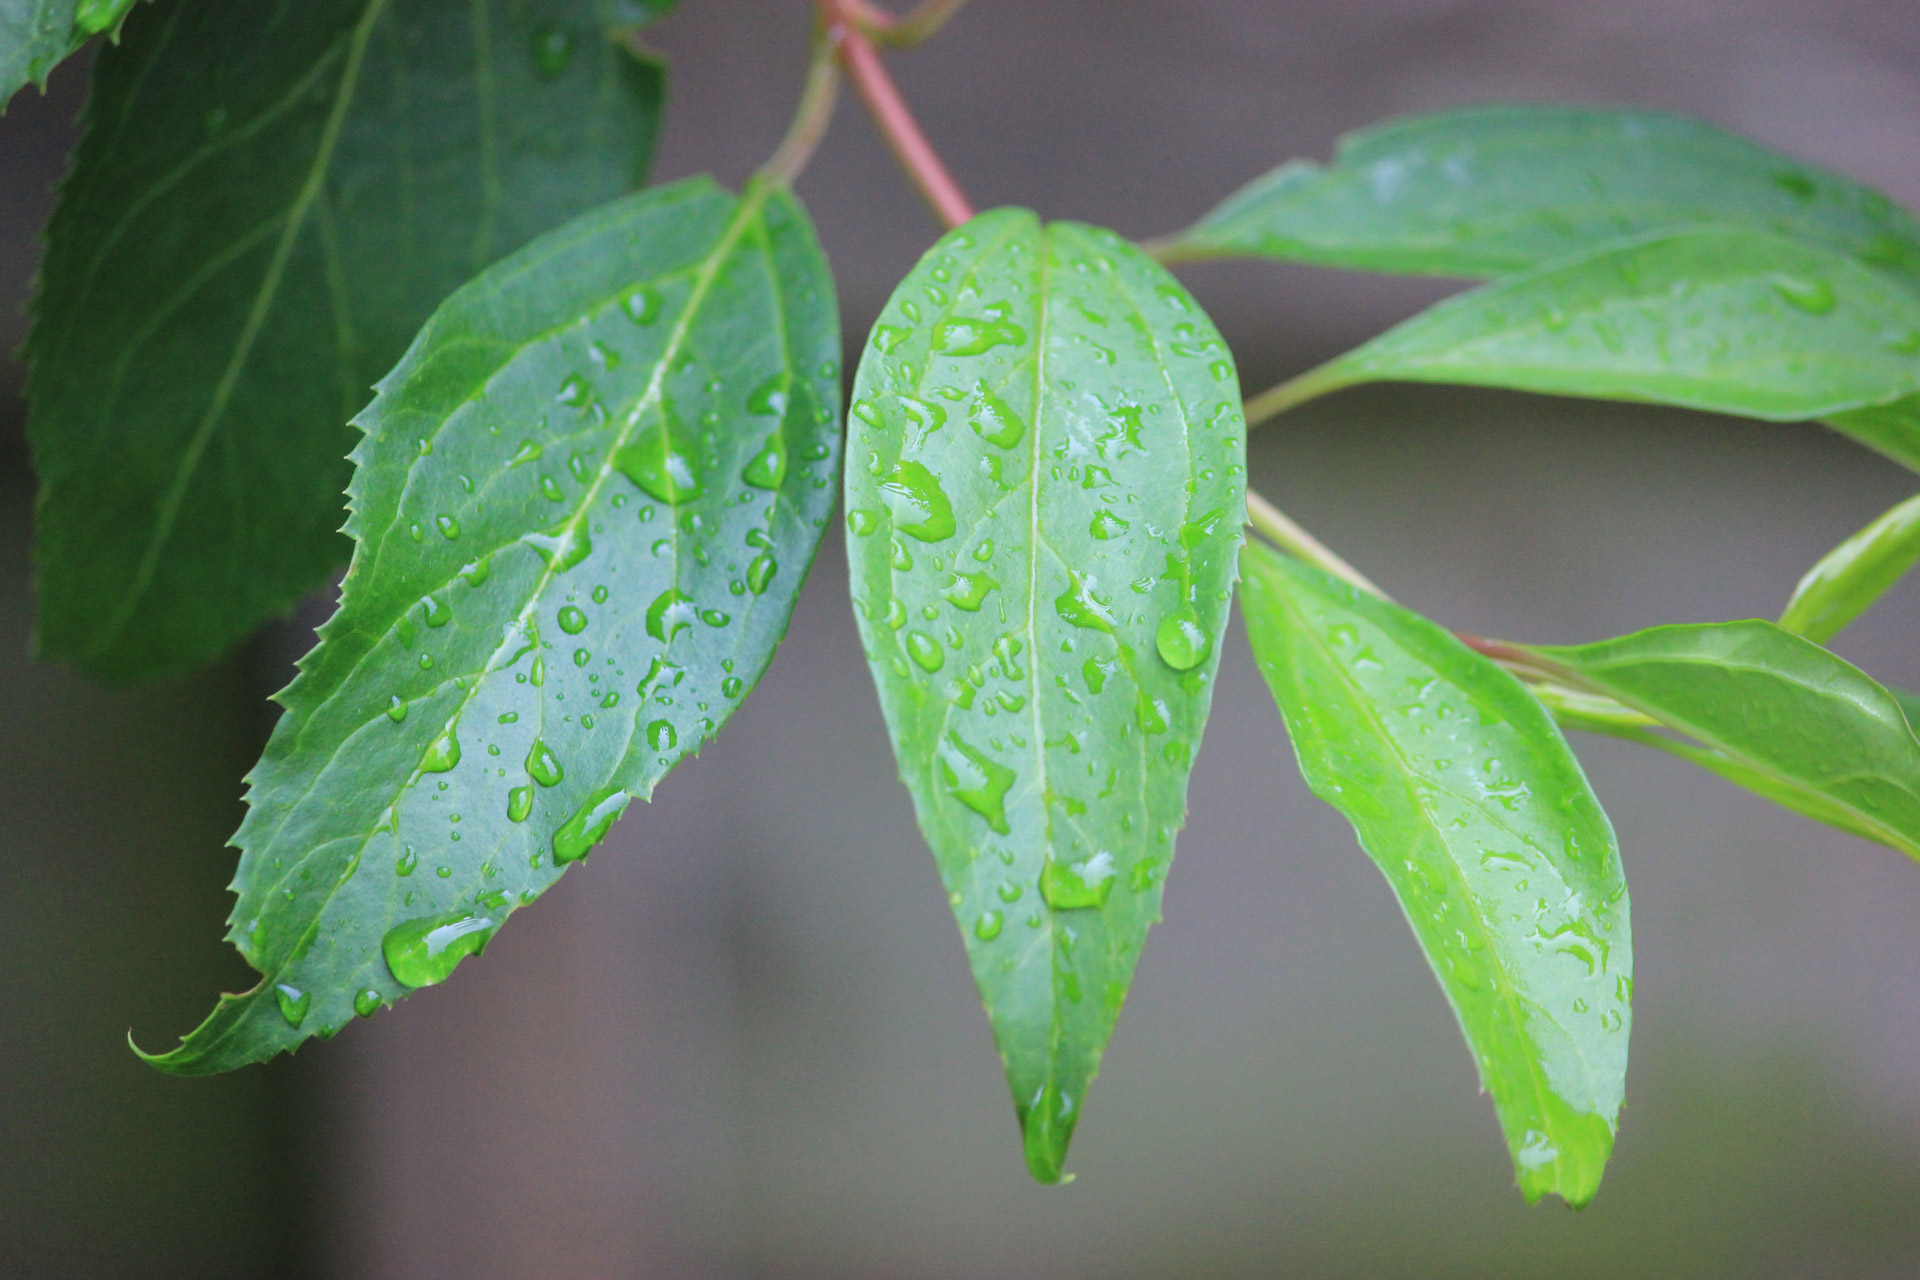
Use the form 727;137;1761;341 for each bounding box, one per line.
941;570;998;611
387;694;408;723
436;513;461;539
1771;273;1837;315
459;553;492;586
383;910;498;987
743;436;786;489
907;631;945;672
880;461;956;541
275;984;311;1027
624;286;661;325
939;733;1015;834
556;373;592;406
613;417;703;502
747;553;778;594
422;594;453;628
646;588;696;641
526;526;592;571
722;676;744;698
969;382;1026;448
353;988;382;1018
932;313;1027;355
872;324;911;352
1041;852;1116;910
1155;605;1211;670
525;738;564;787
747;373;789;416
847;509;879;536
507;785;533;823
509;438;543;468
1054;570;1115;632
421;727;461;773
648;719;677;751
396;845;418;876
975;910;1004;940
553;786;629;865
558;605;588;634
701;608;730;627
1089;511;1128;540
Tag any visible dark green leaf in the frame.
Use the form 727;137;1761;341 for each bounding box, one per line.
1779;493;1920;642
28;0;667;681
1293;227;1920;423
1161;104;1920;284
1239;545;1630;1206
134;175;841;1073
1526;621;1920;862
845;210;1246;1182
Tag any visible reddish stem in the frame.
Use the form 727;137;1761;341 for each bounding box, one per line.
826;3;974;228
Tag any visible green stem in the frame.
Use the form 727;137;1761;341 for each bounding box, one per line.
1243;362;1348;429
1244;488;1388;600
846;0;971;46
825;0;974;227
761;23;843;185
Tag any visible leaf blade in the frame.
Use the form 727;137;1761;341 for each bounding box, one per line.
135;175;842;1072
1528;621;1920;863
845;211;1247;1181
28;0;668;680
1779;493;1920;642
1302;227;1920;423
1164;103;1920;285
1239;545;1631;1205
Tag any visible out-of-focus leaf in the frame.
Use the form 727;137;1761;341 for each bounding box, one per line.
28;0;668;680
1291;227;1920;426
1526;621;1920;862
845;209;1246;1182
1240;545;1630;1206
1160;104;1920;284
1779;493;1920;642
135;175;841;1073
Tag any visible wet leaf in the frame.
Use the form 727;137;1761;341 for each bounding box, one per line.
1527;621;1920;863
845;209;1246;1182
28;0;669;680
1240;545;1630;1206
1294;227;1920;424
1162;104;1920;284
1;0;147;107
134;175;840;1072
1779;493;1920;642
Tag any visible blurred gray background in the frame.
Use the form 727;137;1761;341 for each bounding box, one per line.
6;1;1920;1276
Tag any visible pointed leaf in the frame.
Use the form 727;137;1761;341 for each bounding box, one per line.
1827;393;1920;476
1240;545;1630;1206
1;0;147;108
1162;104;1920;284
1779;493;1920;642
1292;227;1920;424
1525;621;1920;862
28;0;669;681
845;210;1246;1181
135;175;841;1073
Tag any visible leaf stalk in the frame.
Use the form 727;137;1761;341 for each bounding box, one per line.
761;22;843;185
1244;488;1389;600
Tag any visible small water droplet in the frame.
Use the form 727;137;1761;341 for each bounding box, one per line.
932;312;1027;355
1055;570;1115;632
743;436;786;489
525;738;564;787
1089;510;1128;540
436;513;461;539
975;910;1004;941
507;785;533;823
747;553;777;594
1040;852;1115;910
556;373;592;406
421;727;461;773
275;984;311;1027
847;509;879;536
624;286;661;325
387;694;408;723
526;526;592;571
939;733;1015;834
423;594;453;628
907;631;945;672
1771;273;1837;315
880;461;956;541
941;570;998;611
353;988;382;1018
558;605;588;634
614;416;703;502
648;719;677;751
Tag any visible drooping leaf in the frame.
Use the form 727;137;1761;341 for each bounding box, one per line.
1160;104;1920;284
1;0;145;107
28;0;669;681
1827;394;1920;478
135;175;841;1073
1285;227;1920;425
1239;545;1630;1206
1524;621;1920;863
1779;493;1920;642
845;210;1246;1182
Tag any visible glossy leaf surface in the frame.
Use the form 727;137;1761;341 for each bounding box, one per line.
1240;546;1630;1206
1300;227;1920;423
137;176;841;1072
1779;493;1920;642
846;209;1246;1182
1162;104;1920;283
28;0;668;680
1528;621;1920;862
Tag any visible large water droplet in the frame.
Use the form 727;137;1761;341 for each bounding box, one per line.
1041;852;1116;910
614;418;703;502
647;719;677;751
969;383;1026;447
975;910;1004;941
275;983;311;1027
1155;605;1211;670
743;436;786;489
422;593;452;628
646;587;698;641
558;605;588;635
747;553;778;594
939;733;1015;834
941;570;998;611
421;727;461;773
747;372;789;416
552;786;630;865
1054;570;1115;632
932;312;1027;355
880;461;956;541
1089;510;1128;540
907;631;945;672
526;525;592;571
383;909;498;987
525;738;565;787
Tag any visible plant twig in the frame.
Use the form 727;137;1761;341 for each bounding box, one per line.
1245;488;1389;600
824;0;974;228
845;0;971;46
1243;362;1348;429
761;23;843;185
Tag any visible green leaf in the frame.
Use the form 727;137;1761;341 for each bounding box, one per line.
1239;545;1630;1206
1;0;140;107
1161;104;1920;284
1826;393;1920;476
27;0;668;681
134;175;841;1073
1525;621;1920;863
1779;493;1920;642
1292;227;1920;423
845;210;1246;1182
